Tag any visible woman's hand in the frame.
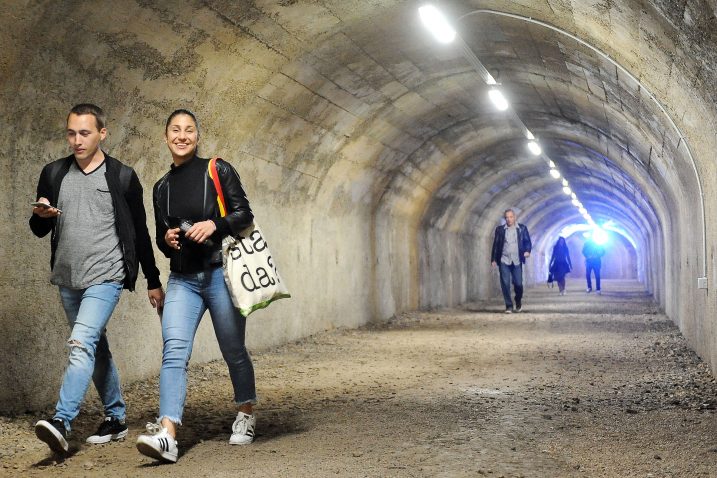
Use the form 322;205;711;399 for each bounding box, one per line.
165;227;181;250
185;220;217;244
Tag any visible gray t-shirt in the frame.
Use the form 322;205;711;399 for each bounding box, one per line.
50;161;125;288
501;225;520;266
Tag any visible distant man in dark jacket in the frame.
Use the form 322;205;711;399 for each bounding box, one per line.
582;239;605;294
29;104;164;454
491;209;532;313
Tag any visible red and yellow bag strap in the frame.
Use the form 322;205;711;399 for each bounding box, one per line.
208;157;227;218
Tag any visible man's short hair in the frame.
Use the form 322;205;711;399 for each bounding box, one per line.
504;208;515;216
68;103;106;130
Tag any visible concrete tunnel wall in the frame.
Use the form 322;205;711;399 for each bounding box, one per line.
2;0;717;413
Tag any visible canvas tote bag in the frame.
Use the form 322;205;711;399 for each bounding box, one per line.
208;158;290;316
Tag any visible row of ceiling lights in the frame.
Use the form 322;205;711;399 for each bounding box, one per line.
418;5;595;226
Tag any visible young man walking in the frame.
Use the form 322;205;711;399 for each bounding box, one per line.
491;209;532;313
29;104;164;453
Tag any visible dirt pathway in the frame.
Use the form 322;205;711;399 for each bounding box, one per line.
1;279;716;477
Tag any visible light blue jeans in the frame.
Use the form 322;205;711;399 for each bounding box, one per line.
55;282;125;430
159;266;256;425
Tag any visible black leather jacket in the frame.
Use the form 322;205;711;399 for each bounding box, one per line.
491;223;532;264
153;156;254;273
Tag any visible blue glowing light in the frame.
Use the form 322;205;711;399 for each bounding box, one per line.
592;227;609;245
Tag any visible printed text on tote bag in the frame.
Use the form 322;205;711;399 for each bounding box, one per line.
228;230;282;292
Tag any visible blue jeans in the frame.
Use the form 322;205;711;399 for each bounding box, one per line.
499;262;523;309
55;282;125;430
586;260;601;291
159;266;256;425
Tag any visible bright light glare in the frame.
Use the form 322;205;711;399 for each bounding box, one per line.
549;160;556;168
592;227;609;245
571;193;577;199
558;222;636;251
488;89;509;111
563;186;572;195
579;207;587;215
549;168;561;179
418;5;456;43
526;130;535;140
572;199;581;207
527;141;542;156
562;179;568;187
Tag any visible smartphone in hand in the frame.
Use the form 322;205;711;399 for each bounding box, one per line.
31;201;62;213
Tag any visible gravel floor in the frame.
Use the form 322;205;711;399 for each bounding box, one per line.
1;279;716;477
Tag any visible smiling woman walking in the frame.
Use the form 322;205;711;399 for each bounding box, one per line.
136;109;257;463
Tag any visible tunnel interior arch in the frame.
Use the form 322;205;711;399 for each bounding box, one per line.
2;0;717;413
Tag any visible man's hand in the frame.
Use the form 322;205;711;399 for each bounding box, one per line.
32;197;61;218
185;220;217;244
523;251;531;258
148;287;165;311
165;228;181;250
491;261;497;269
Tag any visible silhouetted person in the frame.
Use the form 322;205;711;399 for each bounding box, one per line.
491;209;532;313
549;237;572;295
582;239;605;294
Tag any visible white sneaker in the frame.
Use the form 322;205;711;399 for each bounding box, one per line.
136;422;178;463
229;412;256;445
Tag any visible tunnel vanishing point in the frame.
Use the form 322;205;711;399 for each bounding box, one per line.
1;0;717;413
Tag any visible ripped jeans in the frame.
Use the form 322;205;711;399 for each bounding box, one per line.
54;282;124;430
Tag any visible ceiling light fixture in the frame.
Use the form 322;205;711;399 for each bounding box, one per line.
418;5;456;43
488;88;509;111
527;141;542;156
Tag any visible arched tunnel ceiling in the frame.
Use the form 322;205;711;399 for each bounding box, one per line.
244;3;701;251
2;0;710;256
354;7;701;250
221;0;704;268
260;5;688;216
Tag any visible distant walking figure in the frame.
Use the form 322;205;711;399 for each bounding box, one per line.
491;209;532;313
549;237;572;295
582;239;605;294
